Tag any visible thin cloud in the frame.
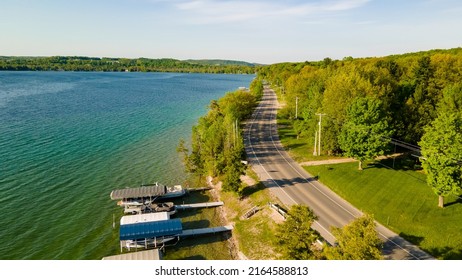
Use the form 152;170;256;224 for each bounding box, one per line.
173;0;371;24
323;0;370;11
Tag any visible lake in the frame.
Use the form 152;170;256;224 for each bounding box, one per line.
0;71;254;259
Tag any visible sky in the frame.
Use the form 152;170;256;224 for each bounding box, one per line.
1;0;461;64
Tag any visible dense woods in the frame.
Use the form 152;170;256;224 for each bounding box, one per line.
258;48;462;150
0;56;256;74
178;78;264;193
258;47;462;207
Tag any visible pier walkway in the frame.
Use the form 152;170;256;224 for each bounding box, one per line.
180;225;233;237
176;201;224;210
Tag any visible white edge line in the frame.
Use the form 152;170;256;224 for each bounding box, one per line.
245;91;335;240
260;89;420;260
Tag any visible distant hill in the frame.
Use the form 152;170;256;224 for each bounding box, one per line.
183;59;259;67
0;56;257;74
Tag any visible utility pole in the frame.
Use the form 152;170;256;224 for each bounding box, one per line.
295;96;298;119
315;113;326;156
392;142;397;169
233;119;238;147
313;130;318;156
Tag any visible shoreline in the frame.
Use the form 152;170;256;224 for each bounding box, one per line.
206;176;245;260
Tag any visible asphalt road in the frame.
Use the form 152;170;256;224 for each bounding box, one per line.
244;86;433;260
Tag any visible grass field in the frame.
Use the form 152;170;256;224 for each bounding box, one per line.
304;157;462;260
277;116;462;260
219;168;283;260
163;169;283;260
305;163;462;259
162;189;233;260
278;118;340;162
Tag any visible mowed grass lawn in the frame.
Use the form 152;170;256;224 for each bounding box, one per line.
305;162;462;260
278;118;338;162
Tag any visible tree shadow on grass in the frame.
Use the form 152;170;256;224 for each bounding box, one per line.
240;182;266;199
394;233;462;260
174;208;204;219
382;235;431;260
399;233;424;246
377;156;420;171
165;232;232;255
365;160;427;183
444;196;462;208
171;191;211;204
427;246;462;260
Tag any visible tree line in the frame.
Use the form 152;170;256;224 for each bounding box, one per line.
0;56;256;74
259;48;462;148
257;48;462;207
177;76;385;260
178;78;264;194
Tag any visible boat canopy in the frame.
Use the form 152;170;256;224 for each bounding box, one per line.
120;212;169;225
119;219;182;240
110;185;166;200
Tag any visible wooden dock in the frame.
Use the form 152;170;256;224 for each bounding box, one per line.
186;187;212;192
102;249;161;260
176;201;224;210
180;225;233;237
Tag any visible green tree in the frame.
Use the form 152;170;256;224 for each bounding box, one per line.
249;78;264;99
222;127;245;193
324;214;383;260
338;97;391;170
275;205;322;260
176;139;192;173
321;68;374;153
219;90;256;122
438;83;462;112
179;89;256;194
419;111;462;208
222;162;243;193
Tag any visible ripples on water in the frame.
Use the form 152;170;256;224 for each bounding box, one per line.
0;71;254;259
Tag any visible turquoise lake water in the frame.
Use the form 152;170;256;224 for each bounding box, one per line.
0;71;254;259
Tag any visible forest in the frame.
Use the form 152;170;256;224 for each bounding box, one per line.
258;48;462;151
257;47;462;207
178;78;264;194
0;56;256;74
175;48;461;259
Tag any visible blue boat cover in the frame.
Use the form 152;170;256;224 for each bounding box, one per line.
119;219;183;240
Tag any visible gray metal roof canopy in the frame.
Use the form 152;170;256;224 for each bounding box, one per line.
110;185;166;200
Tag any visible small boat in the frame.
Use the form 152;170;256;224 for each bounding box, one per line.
140;183;186;199
117;200;143;207
124;236;177;249
162;184;187;199
120;212;170;225
111;183;186;215
123;202;176;215
111;182;186;202
150;202;176;214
